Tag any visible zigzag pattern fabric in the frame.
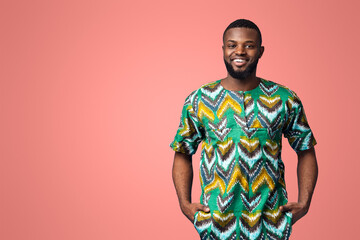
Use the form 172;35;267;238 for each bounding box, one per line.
170;78;317;240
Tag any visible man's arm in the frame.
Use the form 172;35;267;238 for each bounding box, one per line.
172;152;210;223
280;147;318;225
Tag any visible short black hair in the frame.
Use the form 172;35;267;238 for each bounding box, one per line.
223;19;262;46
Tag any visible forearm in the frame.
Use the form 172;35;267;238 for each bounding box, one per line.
172;152;194;209
297;147;318;209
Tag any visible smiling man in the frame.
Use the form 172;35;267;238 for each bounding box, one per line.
170;19;318;240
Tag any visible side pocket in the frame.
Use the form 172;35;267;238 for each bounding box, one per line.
285;211;293;227
193;211;199;226
282;211;293;240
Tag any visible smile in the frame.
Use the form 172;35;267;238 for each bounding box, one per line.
233;59;246;63
232;58;248;67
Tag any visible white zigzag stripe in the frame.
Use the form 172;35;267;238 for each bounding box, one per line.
217;194;234;210
194;212;212;233
203;148;216;172
242;212;261;222
263;210;281;219
216;149;236;171
239;219;262;240
241;194;261;211
239;138;259;149
256;103;283;122
213;212;234;222
263;141;279;170
201;84;223;99
212;214;236;240
259;96;281;105
238;139;262;168
263;215;288;237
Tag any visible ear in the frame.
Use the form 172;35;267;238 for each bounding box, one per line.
258;46;265;58
222;45;225;51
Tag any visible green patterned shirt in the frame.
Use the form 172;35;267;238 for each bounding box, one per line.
170;78;317;240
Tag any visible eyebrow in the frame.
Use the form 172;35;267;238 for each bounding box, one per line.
226;40;256;43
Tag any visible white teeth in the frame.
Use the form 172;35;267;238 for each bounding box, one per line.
234;59;245;62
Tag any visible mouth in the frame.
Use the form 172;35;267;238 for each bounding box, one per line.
231;58;248;67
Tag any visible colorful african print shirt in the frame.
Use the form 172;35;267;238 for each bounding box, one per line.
170;78;317;240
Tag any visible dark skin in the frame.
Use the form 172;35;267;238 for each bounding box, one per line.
172;152;210;222
281;147;318;225
172;27;318;224
221;27;264;91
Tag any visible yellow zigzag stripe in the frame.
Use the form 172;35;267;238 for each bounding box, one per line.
227;164;249;192
244;94;252;105
197;211;212;221
217;138;233;155
241;211;262;227
198;101;215;122
201;81;219;89
278;167;286;188
239;136;260;152
265;140;279;156
179;117;195;137
286;96;295;111
263;209;282;223
202;141;214;157
250;118;264;128
217;94;242;119
252;167;275;193
204;172;226;195
213;211;235;227
259;95;281;108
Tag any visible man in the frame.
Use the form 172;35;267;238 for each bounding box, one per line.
170;19;318;240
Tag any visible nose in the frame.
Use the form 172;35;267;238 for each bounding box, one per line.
235;46;245;55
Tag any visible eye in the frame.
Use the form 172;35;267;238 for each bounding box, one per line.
245;45;255;49
228;44;236;48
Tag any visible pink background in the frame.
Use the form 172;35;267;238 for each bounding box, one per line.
1;0;359;239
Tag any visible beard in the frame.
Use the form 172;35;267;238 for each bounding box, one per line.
224;58;259;80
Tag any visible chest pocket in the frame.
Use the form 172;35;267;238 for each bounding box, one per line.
246;125;282;142
246;111;284;141
267;114;284;140
211;127;231;142
205;117;232;143
243;93;285;138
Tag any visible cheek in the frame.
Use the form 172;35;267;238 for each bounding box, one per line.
224;50;232;58
254;50;262;58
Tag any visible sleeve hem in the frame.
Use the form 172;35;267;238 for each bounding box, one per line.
294;138;317;153
169;141;196;155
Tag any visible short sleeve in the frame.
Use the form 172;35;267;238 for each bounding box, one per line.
283;93;317;152
169;92;204;155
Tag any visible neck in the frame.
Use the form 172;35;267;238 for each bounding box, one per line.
221;72;260;91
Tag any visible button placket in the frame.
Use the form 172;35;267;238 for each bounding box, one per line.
238;92;250;129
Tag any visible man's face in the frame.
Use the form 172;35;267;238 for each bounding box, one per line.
223;27;264;80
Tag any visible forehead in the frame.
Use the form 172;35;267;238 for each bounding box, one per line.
223;27;260;44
